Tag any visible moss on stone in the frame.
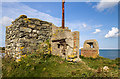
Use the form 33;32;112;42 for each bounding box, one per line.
24;18;31;23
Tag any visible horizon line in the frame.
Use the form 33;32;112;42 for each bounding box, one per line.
79;47;120;50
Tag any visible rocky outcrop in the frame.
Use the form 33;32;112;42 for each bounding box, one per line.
5;15;52;59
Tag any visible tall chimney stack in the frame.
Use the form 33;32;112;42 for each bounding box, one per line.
62;0;65;29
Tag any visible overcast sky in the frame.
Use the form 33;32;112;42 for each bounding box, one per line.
0;0;119;49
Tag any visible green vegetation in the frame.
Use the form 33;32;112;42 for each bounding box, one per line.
2;41;119;77
2;54;119;77
0;47;5;53
0;47;5;51
0;57;2;78
80;55;119;77
2;54;93;77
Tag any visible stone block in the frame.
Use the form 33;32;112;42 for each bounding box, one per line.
36;26;41;30
35;21;41;25
28;24;36;28
32;34;37;37
33;30;37;33
42;24;49;27
20;27;32;33
16;43;23;47
36;31;40;34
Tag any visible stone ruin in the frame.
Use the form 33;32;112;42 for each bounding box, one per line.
51;26;79;59
81;39;99;58
5;15;80;61
5;15;52;59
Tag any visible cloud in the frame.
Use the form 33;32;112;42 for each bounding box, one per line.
2;2;61;26
66;22;82;31
1;0;61;2
0;16;13;27
93;29;101;34
1;2;62;47
66;22;92;32
2;2;100;31
105;27;120;38
82;23;87;27
93;0;119;11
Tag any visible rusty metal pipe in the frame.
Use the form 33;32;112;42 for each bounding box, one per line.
62;0;65;29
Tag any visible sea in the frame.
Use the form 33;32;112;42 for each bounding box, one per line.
0;49;120;60
79;49;120;60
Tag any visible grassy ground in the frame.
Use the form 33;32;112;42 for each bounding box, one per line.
2;53;120;77
0;57;2;78
80;56;119;77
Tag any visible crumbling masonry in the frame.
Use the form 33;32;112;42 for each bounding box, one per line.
5;15;80;60
81;39;99;58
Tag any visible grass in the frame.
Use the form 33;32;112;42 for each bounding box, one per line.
2;54;93;77
80;55;119;77
2;53;120;77
0;57;2;78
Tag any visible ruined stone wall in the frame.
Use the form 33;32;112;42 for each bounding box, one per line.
81;39;99;58
51;27;74;58
51;26;79;59
72;31;79;58
5;15;80;60
5;15;52;58
81;49;98;58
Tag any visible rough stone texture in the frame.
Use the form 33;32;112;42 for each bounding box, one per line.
5;15;52;59
81;39;99;58
51;25;79;59
5;15;80;60
103;66;109;72
72;31;79;59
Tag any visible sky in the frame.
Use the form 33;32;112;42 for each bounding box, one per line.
0;0;119;49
